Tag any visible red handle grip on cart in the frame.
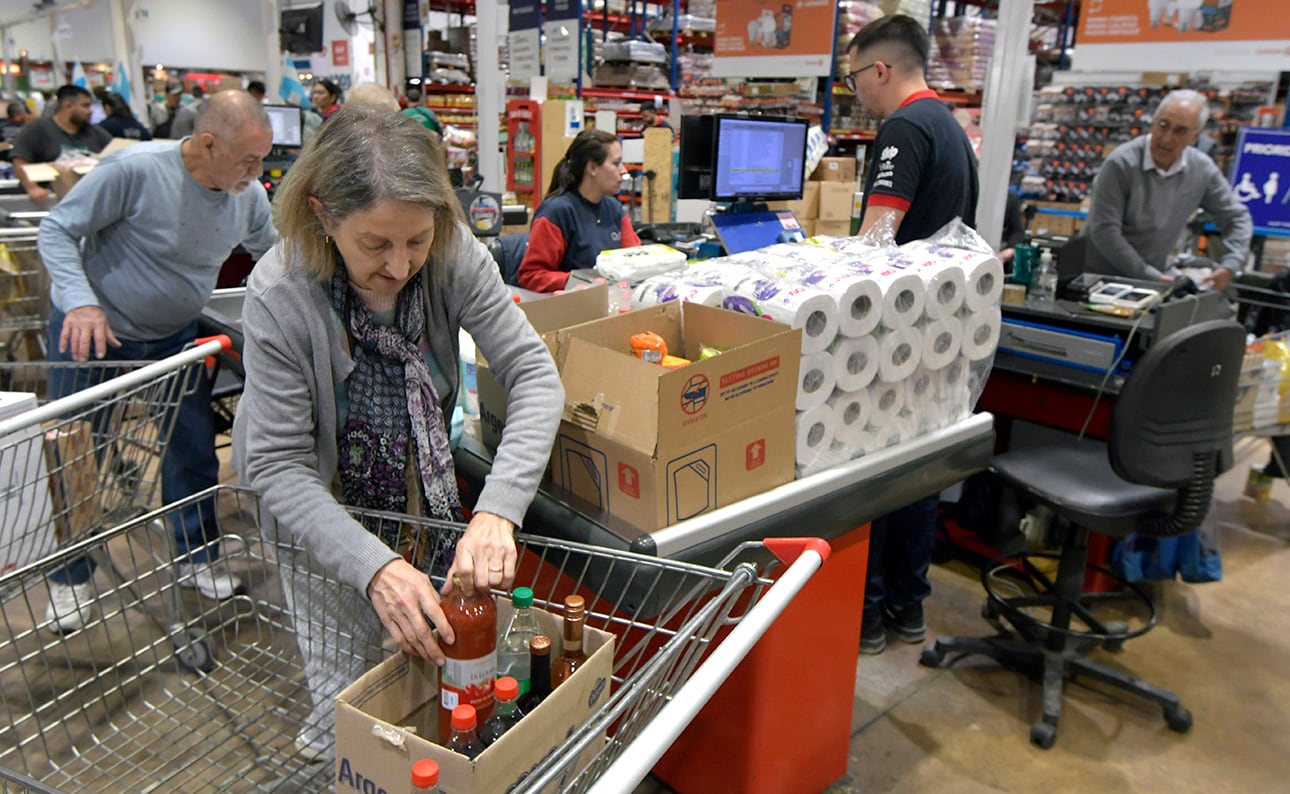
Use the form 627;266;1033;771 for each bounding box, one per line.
194;335;234;369
764;537;831;566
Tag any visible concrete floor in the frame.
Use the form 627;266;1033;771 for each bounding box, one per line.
4;433;1287;792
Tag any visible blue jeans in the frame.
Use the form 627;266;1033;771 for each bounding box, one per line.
864;495;939;615
47;306;220;585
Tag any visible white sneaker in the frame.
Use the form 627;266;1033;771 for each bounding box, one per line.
176;562;244;600
44;582;96;633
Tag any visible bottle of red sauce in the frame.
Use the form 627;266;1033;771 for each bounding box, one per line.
438;575;497;743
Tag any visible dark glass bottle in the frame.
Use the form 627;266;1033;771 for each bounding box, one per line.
446;704;485;760
517;635;552;714
551;595;588;689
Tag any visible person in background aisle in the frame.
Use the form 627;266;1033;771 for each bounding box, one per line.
170;84;208;139
1084;89;1251;291
1;100;32;159
639;100;673;137
311;78;343;122
99;92;152;141
346;81;399;112
37;90;278;633
517;128;640;293
998;192;1026;266
232;106;562;761
246;80;267;103
401;87;443;137
150;81;183;138
843;14;980;655
11;84;112;206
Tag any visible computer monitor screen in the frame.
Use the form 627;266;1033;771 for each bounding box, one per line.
711;115;807;203
264;104;303;148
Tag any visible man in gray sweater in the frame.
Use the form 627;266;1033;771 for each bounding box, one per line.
1085;89;1251;290
38;90;278;632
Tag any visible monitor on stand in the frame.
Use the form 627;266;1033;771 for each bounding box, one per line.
707;115;810;253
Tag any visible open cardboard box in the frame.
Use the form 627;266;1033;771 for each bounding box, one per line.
548;301;800;532
20;137;138;198
335;597;615;794
476;285;608;454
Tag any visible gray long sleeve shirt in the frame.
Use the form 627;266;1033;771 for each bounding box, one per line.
1085;134;1252;280
37;140;277;340
231;228;564;594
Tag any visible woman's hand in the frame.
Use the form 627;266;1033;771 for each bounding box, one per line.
442;511;517;597
368;558;454;664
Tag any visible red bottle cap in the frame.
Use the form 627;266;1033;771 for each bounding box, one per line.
451;704;477;731
496;676;519;701
411;758;439;787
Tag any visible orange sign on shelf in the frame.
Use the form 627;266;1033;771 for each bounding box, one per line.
332;40;350;67
712;0;836;77
1078;0;1289;44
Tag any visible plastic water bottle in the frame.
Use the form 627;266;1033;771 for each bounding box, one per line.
1030;247;1058;304
458;329;479;416
497;587;542;695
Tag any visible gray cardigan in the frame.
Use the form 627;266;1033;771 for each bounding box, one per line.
231;223;564;594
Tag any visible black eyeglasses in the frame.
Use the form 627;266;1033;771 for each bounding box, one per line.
840;62;880;93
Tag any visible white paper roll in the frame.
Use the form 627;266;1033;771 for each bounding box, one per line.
898;241;969;320
795;403;837;468
781;265;884;337
871;412;917;449
935;356;972;423
796;351;838;411
876;326;922;383
963;254;1005;312
961;308;1002;361
828;335;880;392
867;379;906;428
827;388;872;444
632;279;730;309
734;277;840;355
875;270;927;329
918;314;964;370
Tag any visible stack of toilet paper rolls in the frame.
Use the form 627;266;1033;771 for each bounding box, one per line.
631;237;1003;478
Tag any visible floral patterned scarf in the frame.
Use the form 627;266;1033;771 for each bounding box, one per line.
329;267;463;537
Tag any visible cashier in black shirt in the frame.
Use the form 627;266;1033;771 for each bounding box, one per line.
843;14;981;655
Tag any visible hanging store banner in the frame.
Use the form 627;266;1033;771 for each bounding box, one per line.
711;0;837;78
509;1;541;81
1074;0;1290;71
1228;127;1290;232
543;0;580;83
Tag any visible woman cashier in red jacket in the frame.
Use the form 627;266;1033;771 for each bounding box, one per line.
517;129;641;293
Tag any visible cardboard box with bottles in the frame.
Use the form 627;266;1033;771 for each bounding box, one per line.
335;597;615;794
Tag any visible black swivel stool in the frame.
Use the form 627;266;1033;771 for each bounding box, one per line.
921;319;1245;748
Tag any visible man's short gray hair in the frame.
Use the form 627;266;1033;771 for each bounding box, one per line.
1155;89;1210;130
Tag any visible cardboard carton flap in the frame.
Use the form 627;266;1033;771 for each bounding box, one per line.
559;335;659;455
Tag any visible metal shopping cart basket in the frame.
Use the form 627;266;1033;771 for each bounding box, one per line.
0;484;827;792
0;337;231;574
0;219;47;355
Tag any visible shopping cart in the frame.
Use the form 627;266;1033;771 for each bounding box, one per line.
0;484;827;792
0;338;231;675
0;220;47;358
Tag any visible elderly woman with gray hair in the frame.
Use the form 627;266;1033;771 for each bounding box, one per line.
231;105;562;759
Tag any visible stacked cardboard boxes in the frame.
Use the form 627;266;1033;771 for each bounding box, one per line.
765;156;860;238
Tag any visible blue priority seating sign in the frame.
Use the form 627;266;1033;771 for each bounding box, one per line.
1229;127;1290;231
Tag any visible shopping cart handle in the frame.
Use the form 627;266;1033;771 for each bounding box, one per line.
194;335;234;368
764;537;831;565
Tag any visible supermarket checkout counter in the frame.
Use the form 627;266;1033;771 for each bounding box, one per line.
455;413;995;793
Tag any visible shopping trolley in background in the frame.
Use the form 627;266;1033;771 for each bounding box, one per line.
0;484;827;793
0;219;48;358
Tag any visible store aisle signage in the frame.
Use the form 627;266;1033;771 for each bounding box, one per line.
711;0;837;78
543;0;580;83
1075;0;1290;71
1229;128;1290;231
509;1;541;81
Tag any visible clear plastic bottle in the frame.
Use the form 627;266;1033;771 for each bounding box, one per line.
411;758;441;793
446;704;486;759
1030;247;1058;304
498;587;542;696
480;676;525;746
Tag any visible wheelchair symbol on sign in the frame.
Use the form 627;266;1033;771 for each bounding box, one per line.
681;374;709;415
